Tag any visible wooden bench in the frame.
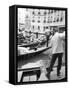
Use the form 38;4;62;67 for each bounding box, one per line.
18;67;41;82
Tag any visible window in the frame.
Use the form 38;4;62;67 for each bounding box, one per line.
32;25;34;29
43;26;46;31
32;19;35;22
43;20;46;23
51;10;53;13
56;17;59;22
38;11;40;15
44;11;46;15
38;20;40;23
60;17;63;22
32;11;35;15
38;26;40;30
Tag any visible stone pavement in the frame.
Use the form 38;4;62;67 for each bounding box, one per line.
17;45;65;82
38;65;65;81
18;65;65;82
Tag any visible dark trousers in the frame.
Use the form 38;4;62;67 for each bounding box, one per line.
46;36;49;47
47;40;48;47
48;53;63;74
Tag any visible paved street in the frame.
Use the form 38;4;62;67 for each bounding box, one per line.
17;47;65;82
18;65;65;82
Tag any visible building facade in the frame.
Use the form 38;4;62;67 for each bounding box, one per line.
18;8;65;40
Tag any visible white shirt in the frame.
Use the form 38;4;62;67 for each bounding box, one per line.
50;32;65;54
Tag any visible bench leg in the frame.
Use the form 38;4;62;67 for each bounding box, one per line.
36;70;41;81
20;72;24;83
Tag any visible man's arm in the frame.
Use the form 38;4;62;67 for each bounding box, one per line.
49;37;52;47
59;31;65;39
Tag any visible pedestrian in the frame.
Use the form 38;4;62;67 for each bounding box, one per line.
46;27;65;79
45;28;50;47
46;33;50;47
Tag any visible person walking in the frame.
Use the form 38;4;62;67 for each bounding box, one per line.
46;28;65;79
45;28;50;47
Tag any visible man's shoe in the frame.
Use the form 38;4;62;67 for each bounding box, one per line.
57;71;60;76
46;73;50;80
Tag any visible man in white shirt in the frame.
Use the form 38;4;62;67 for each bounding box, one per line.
46;28;65;79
